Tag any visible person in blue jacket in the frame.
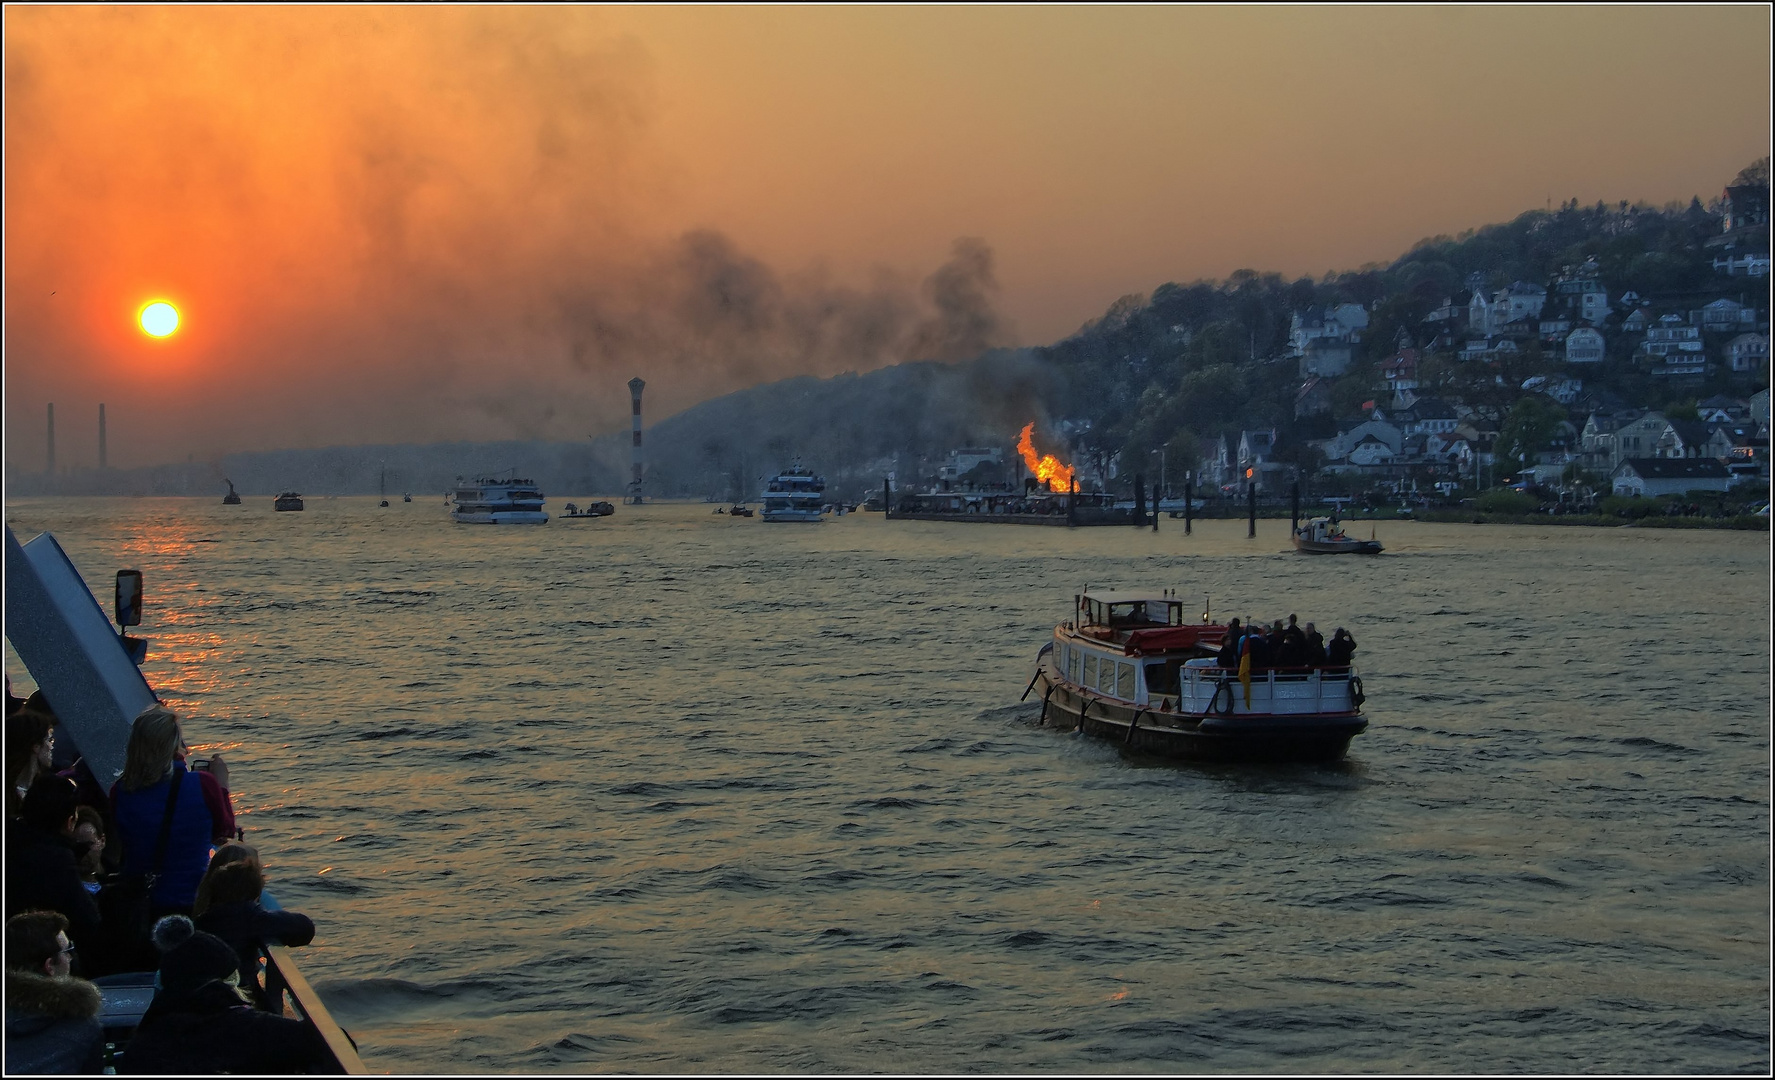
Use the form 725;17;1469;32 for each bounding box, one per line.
108;706;237;919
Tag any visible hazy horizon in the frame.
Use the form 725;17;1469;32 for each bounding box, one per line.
5;6;1769;470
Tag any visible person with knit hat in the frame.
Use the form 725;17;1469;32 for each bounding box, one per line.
117;916;338;1075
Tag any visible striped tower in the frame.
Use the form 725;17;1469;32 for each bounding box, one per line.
628;377;645;503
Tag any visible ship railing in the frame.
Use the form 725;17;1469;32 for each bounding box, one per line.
1175;664;1359;714
263;943;370;1073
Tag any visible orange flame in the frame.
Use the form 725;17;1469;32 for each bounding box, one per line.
1017;422;1074;492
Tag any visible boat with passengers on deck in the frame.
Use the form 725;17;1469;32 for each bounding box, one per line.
1026;589;1367;762
4;525;366;1072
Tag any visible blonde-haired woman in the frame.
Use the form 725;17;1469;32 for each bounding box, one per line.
107;705;237;918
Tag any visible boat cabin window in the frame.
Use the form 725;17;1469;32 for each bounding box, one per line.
1082;652;1098;688
1144;661;1181;696
1082;598;1185;627
1116;662;1135;699
1068;648;1081;684
1096;656;1115;695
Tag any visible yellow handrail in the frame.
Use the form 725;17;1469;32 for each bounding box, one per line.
264;943;371;1074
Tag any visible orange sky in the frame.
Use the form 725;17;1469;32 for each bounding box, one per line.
5;5;1769;468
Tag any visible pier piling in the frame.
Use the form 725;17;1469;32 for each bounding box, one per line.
1291;480;1300;536
1183;478;1192;535
1247;482;1256;538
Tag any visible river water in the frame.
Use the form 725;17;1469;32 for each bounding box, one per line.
5;497;1769;1073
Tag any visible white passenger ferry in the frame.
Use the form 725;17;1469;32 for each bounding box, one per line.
1026;589;1367;762
451;474;548;524
761;465;825;522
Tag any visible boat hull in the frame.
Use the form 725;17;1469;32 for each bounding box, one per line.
1033;666;1365;763
760;509;823;522
1292;536;1383;555
452;510;549;524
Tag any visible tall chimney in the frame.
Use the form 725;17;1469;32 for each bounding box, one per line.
628;377;646;503
46;403;55;476
99;404;107;469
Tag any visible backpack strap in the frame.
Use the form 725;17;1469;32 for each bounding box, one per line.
145;768;184;887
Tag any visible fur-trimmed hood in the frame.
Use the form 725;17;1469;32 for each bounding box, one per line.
5;968;101;1030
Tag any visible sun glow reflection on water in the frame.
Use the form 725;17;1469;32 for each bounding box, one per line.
3;498;1768;1073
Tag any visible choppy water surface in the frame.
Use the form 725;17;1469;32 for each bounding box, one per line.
5;498;1769;1073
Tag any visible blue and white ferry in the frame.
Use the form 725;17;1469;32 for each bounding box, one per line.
760;465;826;523
451;474;548;524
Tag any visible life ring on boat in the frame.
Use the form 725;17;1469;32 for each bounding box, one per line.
1209;679;1236;716
1349;675;1365;709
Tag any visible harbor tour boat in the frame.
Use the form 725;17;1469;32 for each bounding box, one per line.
451;474;549;524
1292;516;1383;555
1026;589;1368;762
761;465;826;522
273;491;304;511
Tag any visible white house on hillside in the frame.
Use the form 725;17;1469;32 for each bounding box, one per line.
1725;332;1768;373
1611;457;1732;497
1565;327;1606;363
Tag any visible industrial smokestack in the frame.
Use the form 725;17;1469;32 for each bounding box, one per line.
46;403;55;476
628;377;646;504
99;404;107;469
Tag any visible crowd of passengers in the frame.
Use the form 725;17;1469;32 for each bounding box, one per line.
1212;616;1357;671
6;686;338;1074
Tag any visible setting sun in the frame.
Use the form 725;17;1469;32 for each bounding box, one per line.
139;301;180;337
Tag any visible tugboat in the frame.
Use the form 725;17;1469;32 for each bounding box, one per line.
1292;516;1383;555
1025;589;1367;762
560;501;616;520
273;492;304;512
761;464;825;522
222;479;242;505
450;474;548;524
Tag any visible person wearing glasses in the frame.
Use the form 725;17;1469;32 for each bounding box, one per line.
4;909;105;1075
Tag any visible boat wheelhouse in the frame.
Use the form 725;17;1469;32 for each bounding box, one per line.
1028;589;1367;762
1292;516;1383;555
761;465;825;522
451;475;548;524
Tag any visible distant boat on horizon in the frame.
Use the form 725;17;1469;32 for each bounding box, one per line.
274;492;304;512
223;479;242;505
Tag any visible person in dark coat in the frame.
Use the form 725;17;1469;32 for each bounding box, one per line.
1327;627;1357;668
5;910;106;1075
6;777;105;972
1304;623;1327;668
1214;618;1243;669
196;859;316;1011
118;917;338;1075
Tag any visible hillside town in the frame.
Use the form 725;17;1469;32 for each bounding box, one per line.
914;167;1770;518
1213;176;1768;507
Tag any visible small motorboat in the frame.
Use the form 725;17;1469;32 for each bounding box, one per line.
560;501;616;520
403;493;412;503
222;479;242;505
1292;516;1382;555
273;492;304;512
729;504;754;518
